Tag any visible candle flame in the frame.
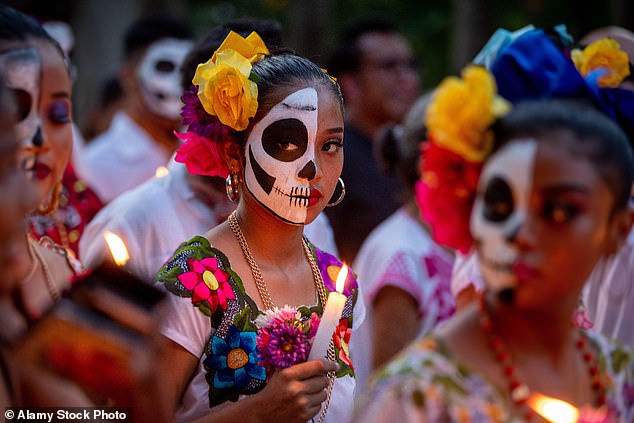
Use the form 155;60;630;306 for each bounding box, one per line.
155;166;169;178
335;264;348;293
527;393;579;423
104;231;129;266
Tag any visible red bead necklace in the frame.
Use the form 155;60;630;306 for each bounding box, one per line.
478;296;606;420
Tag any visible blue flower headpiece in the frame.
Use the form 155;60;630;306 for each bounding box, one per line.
478;27;634;145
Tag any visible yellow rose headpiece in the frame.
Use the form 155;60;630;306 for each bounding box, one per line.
193;31;270;131
571;38;631;88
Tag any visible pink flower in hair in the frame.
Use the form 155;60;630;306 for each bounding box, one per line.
174;130;230;178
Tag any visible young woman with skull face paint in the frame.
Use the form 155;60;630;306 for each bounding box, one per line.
353;93;634;420
0;7;87;322
154;32;360;423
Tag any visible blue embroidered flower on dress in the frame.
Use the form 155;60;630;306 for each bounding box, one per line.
204;325;266;391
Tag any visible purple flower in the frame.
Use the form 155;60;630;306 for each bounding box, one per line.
314;249;357;296
258;324;311;370
255;306;317;373
181;85;231;140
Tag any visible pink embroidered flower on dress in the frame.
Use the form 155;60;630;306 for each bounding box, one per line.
178;257;235;312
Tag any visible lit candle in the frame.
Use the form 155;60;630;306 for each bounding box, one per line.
526;393;579;423
308;264;348;361
103;231;130;266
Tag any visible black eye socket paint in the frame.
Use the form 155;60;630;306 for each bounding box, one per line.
249;145;275;194
483;176;514;223
262;118;308;162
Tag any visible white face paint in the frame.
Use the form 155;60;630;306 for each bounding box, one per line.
0;48;42;150
137;38;193;120
244;88;319;224
470;139;537;293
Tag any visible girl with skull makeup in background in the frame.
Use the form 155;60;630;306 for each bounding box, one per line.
353;30;634;423
153;31;361;423
0;6;87;324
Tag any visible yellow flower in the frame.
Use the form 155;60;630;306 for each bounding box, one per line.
193;31;269;131
571;38;630;88
426;65;510;162
212;31;269;64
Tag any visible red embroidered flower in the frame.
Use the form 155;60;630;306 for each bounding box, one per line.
178;257;235;312
333;318;353;369
416;142;482;253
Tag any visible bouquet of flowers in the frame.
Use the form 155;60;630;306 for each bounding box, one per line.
255;305;320;374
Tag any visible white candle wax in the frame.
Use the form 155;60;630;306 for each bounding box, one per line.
308;264;348;361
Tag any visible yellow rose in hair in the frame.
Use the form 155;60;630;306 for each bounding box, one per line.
212;31;269;64
571;38;630;88
426;65;510;162
194;49;259;131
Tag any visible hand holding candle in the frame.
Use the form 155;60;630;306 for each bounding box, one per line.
307;264;348;361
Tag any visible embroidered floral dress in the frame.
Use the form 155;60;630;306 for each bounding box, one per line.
354;333;634;423
155;235;359;423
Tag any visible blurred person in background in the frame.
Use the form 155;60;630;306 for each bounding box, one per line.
351;93;455;395
325;17;421;263
577;26;634;349
81;74;125;141
84;16;193;203
0;6;84;323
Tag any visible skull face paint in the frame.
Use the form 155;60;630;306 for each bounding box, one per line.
470;139;537;294
137;38;193;120
0;48;42;150
244;88;319;224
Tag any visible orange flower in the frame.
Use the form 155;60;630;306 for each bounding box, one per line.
571;38;630;88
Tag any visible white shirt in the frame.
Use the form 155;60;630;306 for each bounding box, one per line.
582;228;634;349
79;158;339;283
351;207;454;396
84;112;172;203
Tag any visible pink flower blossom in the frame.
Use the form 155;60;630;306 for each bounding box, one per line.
178;257;235;312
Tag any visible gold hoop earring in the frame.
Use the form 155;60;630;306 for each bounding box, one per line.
327;178;346;207
37;181;62;216
226;172;241;202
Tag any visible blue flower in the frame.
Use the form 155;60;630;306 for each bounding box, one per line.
204;325;266;390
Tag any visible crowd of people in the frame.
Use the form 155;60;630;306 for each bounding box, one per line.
1;4;633;422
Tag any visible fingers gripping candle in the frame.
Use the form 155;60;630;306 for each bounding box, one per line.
308;264;348;361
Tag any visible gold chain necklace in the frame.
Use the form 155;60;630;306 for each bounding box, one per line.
227;211;336;423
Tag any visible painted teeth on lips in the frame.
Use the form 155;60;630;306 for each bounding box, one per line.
482;255;513;273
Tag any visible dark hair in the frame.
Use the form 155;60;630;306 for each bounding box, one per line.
0;6;64;58
181;18;283;91
327;17;397;77
494;99;634;212
375;93;432;195
0;74;19;168
124;16;192;61
99;75;124;108
244;53;343;137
